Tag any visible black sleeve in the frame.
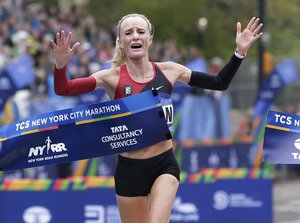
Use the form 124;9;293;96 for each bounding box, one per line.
188;54;243;90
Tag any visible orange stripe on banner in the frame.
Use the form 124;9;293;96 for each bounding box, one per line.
75;112;133;125
111;112;132;118
74;159;89;176
8;179;33;190
21;129;39;135
39;126;58;132
266;124;290;132
76;119;94;125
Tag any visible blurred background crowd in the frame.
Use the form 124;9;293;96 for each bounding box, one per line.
0;0;300;181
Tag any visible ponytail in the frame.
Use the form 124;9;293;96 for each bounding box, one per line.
111;37;126;68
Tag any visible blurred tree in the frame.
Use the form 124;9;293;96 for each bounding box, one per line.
34;0;59;6
88;0;207;50
266;1;300;60
86;0;260;59
86;0;123;30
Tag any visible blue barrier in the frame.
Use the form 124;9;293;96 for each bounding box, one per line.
0;177;272;223
180;143;253;172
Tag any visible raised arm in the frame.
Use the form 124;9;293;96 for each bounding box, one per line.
50;31;96;95
235;17;263;57
179;17;263;90
51;31;80;69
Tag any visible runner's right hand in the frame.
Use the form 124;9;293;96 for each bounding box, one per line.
50;30;80;69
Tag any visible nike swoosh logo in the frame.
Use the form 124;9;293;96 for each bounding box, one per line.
152;85;164;90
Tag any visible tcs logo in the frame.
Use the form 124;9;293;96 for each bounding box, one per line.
274;114;292;125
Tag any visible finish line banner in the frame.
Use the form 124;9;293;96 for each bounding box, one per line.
0;90;171;171
263;110;300;163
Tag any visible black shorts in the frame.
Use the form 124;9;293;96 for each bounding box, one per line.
114;148;180;197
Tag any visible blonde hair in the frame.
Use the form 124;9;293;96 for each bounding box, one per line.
111;13;154;68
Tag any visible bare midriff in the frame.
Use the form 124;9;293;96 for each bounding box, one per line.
119;139;173;159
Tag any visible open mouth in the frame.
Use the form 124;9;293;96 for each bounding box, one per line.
131;43;142;49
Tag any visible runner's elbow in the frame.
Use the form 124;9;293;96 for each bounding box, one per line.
55;87;69;96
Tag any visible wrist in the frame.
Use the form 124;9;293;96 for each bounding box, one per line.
55;64;66;70
234;49;246;59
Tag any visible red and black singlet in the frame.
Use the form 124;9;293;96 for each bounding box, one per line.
114;63;172;99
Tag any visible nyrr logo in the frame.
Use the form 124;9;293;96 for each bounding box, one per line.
292;138;300;159
28;136;67;157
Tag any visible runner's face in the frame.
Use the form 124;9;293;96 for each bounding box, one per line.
119;16;152;60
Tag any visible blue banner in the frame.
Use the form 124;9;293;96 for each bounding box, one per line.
181;143;252;171
263;110;300;163
252;59;298;119
77;88;107;106
185;57;207;72
249;59;298;163
0;71;16;111
5;54;35;89
0;91;12;112
172;179;272;223
0;178;272;223
0;188;121;223
276;59;298;85
0;90;171;170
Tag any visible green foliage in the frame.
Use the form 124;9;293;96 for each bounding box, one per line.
266;0;300;60
32;0;58;6
86;0;123;29
89;0;207;46
86;0;259;59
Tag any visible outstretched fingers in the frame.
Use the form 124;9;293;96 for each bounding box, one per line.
236;22;241;35
66;32;72;45
236;17;264;55
253;23;263;36
50;30;79;68
250;18;260;31
53;31;71;47
61;30;65;44
56;32;62;46
51;31;78;48
66;31;80;53
253;31;263;41
246;17;257;31
246;17;262;35
50;39;57;49
70;42;80;54
50;32;63;49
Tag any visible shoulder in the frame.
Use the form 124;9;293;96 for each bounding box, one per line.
90;67;121;99
92;67;120;80
155;61;180;70
91;67;120;88
155;61;190;73
154;61;191;84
